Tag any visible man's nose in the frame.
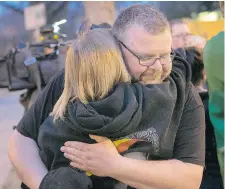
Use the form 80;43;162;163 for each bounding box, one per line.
150;59;162;71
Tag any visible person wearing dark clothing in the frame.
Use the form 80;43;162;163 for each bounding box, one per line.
199;92;224;189
9;5;205;189
19;29;204;189
182;47;223;189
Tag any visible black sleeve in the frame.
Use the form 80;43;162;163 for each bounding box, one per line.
16;69;65;141
173;83;205;167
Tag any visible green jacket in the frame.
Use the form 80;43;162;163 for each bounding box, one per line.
203;31;224;149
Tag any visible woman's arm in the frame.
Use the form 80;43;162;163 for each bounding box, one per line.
8;130;48;189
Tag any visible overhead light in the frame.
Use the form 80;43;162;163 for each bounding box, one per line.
53;19;67;27
53;25;60;33
198;12;219;21
57;19;67;25
52;19;67;33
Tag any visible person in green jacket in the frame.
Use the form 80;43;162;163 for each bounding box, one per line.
203;1;224;183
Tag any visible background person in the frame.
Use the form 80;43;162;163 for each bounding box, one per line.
184;47;223;189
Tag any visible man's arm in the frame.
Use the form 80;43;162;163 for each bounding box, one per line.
16;69;65;140
62;84;205;189
112;157;203;189
8;70;64;188
8;130;48;189
110;84;205;189
64;137;203;189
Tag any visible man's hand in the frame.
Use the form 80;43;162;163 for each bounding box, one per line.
61;135;203;189
60;135;122;177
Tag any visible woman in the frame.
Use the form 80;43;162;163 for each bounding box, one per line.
38;28;164;189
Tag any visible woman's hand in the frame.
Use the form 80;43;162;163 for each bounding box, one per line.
60;135;122;177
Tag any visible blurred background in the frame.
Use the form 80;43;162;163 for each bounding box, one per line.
0;1;223;56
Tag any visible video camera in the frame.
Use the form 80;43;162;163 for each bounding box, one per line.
0;39;69;91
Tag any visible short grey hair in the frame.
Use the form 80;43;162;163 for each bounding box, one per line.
111;4;170;40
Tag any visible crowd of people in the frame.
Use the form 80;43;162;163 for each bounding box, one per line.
7;2;224;189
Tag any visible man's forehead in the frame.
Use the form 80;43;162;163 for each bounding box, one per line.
125;26;172;56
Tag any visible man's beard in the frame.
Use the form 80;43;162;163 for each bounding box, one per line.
130;65;172;85
139;69;164;85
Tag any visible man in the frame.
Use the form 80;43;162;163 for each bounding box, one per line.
203;1;224;183
8;5;204;189
170;19;191;49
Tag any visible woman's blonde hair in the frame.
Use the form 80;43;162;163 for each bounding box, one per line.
51;29;131;121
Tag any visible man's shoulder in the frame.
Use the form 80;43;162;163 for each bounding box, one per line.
171;53;192;84
49;69;65;90
41;68;65;101
54;69;65;81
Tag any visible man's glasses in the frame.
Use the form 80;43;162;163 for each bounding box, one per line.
117;39;175;67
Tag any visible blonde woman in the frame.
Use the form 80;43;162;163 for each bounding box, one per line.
36;28;166;189
38;29;135;189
